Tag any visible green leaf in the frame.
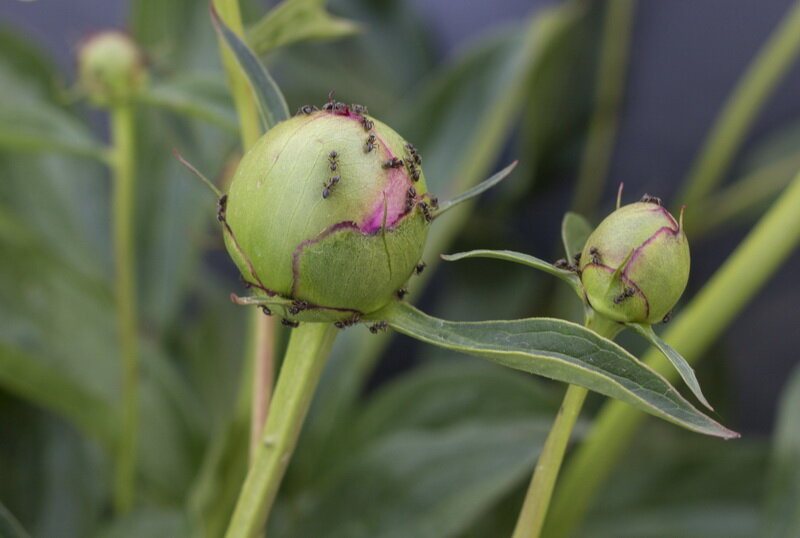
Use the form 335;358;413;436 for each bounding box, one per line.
441;249;582;297
0;501;30;538
562;211;593;259
0;343;117;449
210;4;290;131
763;363;800;537
275;420;552;538
627;323;714;411
0;104;108;162
433;161;518;217
140;73;238;133
373;301;738;439
248;0;361;56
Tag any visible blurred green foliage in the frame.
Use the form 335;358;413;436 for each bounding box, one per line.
1;0;799;536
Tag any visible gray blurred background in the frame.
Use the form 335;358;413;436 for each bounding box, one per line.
2;0;798;433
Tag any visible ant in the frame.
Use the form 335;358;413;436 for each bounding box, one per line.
405;187;417;212
419;201;432;222
613;287;635;304
415;261;426;275
351;104;368;115
334;315;360;329
369;321;388;334
217;194;228;222
281;318;300;328
662;310;673;324
260;305;272;316
322;176;340;199
296;105;317;115
640;193;662;205
396;288;408;299
288;300;308;315
382;157;404;169
589;247;601;265
364;133;377;153
361;117;373;131
328;150;339;171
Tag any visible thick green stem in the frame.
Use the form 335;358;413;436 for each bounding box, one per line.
677;0;800;207
212;0;276;461
546;168;800;538
511;314;621;538
225;323;337;538
110;102;138;514
570;0;635;217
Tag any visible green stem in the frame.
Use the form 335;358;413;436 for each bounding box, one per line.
545;168;800;538
110;102;138;514
677;0;800;207
511;313;621;538
570;0;635;217
212;0;276;461
225;323;337;538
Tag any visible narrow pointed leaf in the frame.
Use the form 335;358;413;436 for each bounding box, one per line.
210;4;290;131
371;301;738;439
248;0;361;56
628;323;714;411
433;161;518;217
441;249;582;297
561;211;593;259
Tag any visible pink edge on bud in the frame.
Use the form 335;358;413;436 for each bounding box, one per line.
362;166;411;232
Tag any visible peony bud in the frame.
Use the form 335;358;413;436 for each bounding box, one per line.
78;31;146;105
578;198;689;324
222;100;433;322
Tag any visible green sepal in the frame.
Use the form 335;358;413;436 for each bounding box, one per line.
627;322;714;411
441;249;583;298
432;161;518;218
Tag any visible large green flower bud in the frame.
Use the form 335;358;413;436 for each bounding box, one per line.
579;198;689;324
223;102;432;323
78;31;146;105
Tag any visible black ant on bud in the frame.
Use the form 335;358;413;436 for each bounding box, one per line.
281;318;300;328
640;193;662;205
419;201;432;222
288;300;309;315
364;134;376;153
217;194;228;222
662;310;673;324
589;247;601;265
296;105;318;115
382;157;403;169
334;315;360;329
405;187;417;212
613;287;635;304
328;150;338;171
554;258;569;269
368;321;388;334
322;176;340;199
396;288;408;299
260;306;272;316
415;261;426;275
361;117;373;131
428;196;439;210
351;104;368;115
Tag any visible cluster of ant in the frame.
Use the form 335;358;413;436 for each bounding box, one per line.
322;150;340;199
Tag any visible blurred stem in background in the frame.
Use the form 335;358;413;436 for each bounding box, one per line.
212;0;276;461
570;0;635;217
677;0;800;209
225;323;338;538
546;167;800;537
512;313;622;538
110;101;139;514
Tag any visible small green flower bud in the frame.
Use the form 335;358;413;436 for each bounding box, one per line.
78;31;146;105
579;200;689;324
223;105;431;322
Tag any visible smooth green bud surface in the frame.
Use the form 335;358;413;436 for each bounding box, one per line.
78;31;146;105
223;107;432;321
579;201;690;324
